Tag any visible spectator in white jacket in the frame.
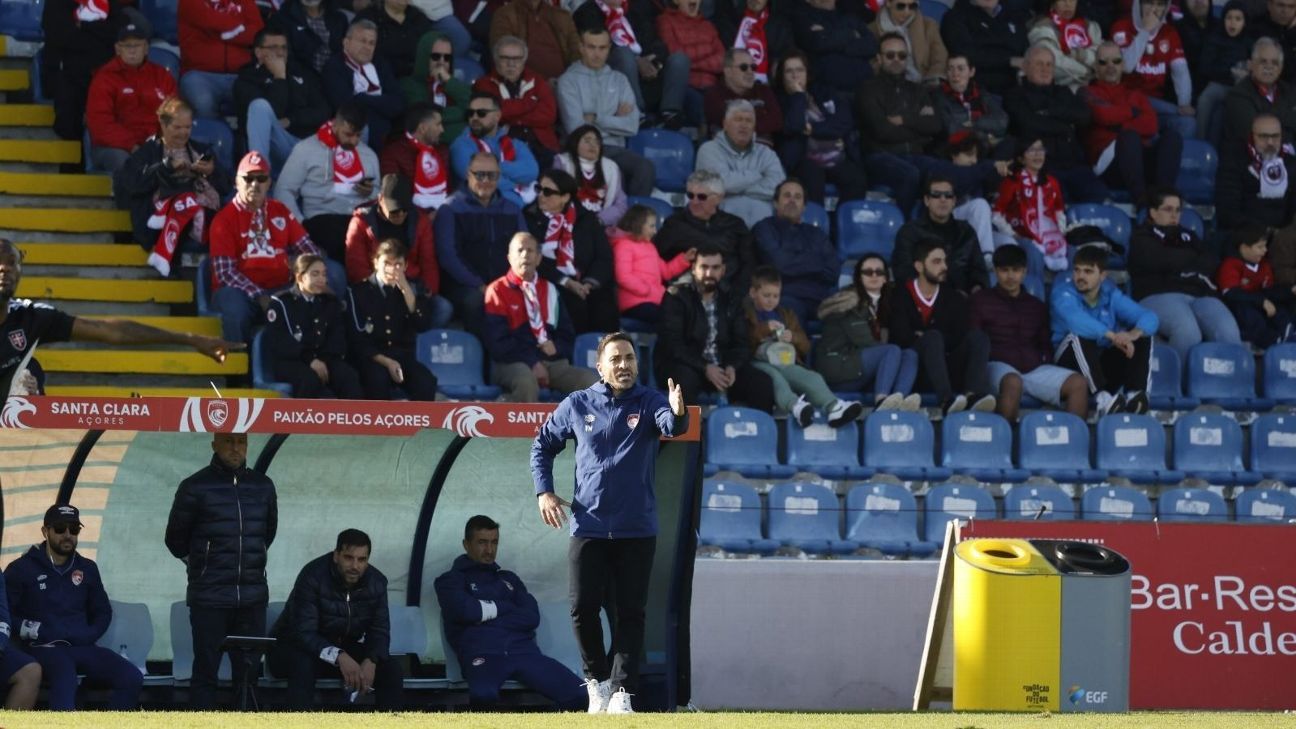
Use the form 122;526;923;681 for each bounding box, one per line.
557;27;656;196
274;102;381;262
694;99;785;227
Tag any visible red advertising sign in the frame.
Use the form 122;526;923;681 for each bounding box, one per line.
963;520;1296;710
0;396;701;441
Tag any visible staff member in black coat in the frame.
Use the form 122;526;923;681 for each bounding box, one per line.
165;432;279;710
348;238;439;400
266;254;364;398
523;169;619;334
269;529;402;710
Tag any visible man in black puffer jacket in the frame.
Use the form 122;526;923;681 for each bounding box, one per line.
270;529;402;710
166;432;278;710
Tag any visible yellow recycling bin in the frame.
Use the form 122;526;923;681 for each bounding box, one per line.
953;538;1062;711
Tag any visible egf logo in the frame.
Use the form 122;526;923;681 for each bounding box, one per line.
1068;685;1109;705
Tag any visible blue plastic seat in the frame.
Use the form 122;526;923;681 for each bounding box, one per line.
1235;488;1296;523
0;0;45;41
803;201;830;232
96;601;153;675
626;195;675;224
140;0;178;43
699;480;779;554
1250;414;1296;481
1172;412;1261;486
1149;344;1198;410
1017;411;1107;483
863;410;951;481
845;482;935;557
1263;343;1296;405
1095;414;1185;484
1003;484;1076;520
923;483;996;542
1066;204;1131;267
786;414;872;480
1176;139;1218;205
836;200;904;260
251;328;294;396
1186;342;1275;412
1180;207;1206;239
148;46;181;82
704;406;795;478
941;411;1029;482
415;329;502;399
767;482;856;555
1157;487;1228;522
1081;485;1154;520
919;0;949;21
190;118;236;177
627;130;694;192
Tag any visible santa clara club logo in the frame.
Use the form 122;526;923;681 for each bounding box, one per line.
1266;163;1287;184
207;400;229;428
422;153;439;176
337;149;356;168
626;413;640;429
71;570;84;586
1064;26;1088;49
8;329;26;350
745;38;765;65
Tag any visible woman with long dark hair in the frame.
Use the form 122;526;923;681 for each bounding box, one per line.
772;49;868;206
553;125;628;229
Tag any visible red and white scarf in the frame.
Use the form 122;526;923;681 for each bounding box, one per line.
940;80;983;120
1050;11;1092;52
317;122;365;193
734;7;770;82
473;133;516;162
576;161;606;212
541;204;578;277
1248;140;1295;199
427;79;447;106
509;270;556;345
147;193;205;278
345;53;382;95
597;0;641;54
407;132;448;209
1004;169;1068;271
74;0;108;22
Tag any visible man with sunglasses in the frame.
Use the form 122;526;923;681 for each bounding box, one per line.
235;28;331;173
892;176;988;294
655;170;756;292
702;48;782;147
869;0;947;84
450;91;541;206
1221;38;1296;167
3;505;143;711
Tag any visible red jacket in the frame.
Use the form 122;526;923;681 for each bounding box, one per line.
344;203;440;293
656;8;724;89
472;70;559;151
178;0;263;74
1083;79;1158;166
85;58;177;151
1216;256;1275;294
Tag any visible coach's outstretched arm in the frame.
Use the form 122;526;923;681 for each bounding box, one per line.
531;396;574;529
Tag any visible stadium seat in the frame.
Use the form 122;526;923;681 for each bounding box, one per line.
190;118;236;178
388;605;429;657
1081;485;1154;520
1023;273;1045;301
1172;413;1261;486
923;483;996;543
699;480;779;554
573;332;604;371
170;601;231;682
1095;414;1185;484
0;0;44;41
940;411;1029;482
96;601;153;676
1066;204;1131;267
626;195;674;224
1176;139;1218;205
767;482;856;555
836;200;904;260
1185;342;1275;411
862;410;951;481
1157;487;1228;522
1250;413;1296;481
1180;207;1206;239
803;201;830;231
1003;484;1076;520
251;328;294;397
416;329;502;400
148;46;181;82
140;0;179;43
704;406;795;478
786;414;872;480
1017;411;1106;483
627;130;694;192
1263;343;1296;405
919;0;949;22
1149;344;1198;410
845;482;936;557
1235;488;1296;524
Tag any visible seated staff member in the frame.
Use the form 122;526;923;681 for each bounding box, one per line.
347;239;439;401
265;254;364;399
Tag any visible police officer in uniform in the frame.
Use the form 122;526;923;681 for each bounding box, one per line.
347;238;439;400
265;253;364;398
0;238;238;395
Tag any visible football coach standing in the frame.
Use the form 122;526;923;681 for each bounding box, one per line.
530;332;688;715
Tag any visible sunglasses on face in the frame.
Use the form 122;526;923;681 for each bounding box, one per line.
471;170;501;181
686;192;710;201
243;174;270;183
926;190;956;199
538;185;564;197
468;108;496;118
884;51;909;60
860;268;886;276
429;52;453;61
49;524;81;536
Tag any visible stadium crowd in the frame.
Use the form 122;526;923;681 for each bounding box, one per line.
24;0;1296;421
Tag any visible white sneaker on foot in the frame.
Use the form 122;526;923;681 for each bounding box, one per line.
585;678;611;713
969;394;996;413
874;392;904;411
899;393;923;411
607;687;635;714
791;394;814;427
827;399;863;427
944;394;968;416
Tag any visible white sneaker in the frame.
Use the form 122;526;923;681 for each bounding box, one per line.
1096;391;1124;417
899;394;923;412
944;394;968;416
827;399;863;427
607;687;635;714
874;392;904;411
585;678;612;714
969;394;997;413
791;394;814;427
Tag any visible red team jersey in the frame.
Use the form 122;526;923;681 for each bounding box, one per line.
1110;19;1184;99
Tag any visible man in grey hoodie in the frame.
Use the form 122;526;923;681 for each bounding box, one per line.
556;27;656;196
274;102;381;261
695;99;786;227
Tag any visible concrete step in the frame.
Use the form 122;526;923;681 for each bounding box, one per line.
0;171;112;198
4;231;117;244
17;242;147;266
46;385;282;398
17;276;192;304
0;127;60;140
38;348;248;376
0;37;42;59
0;208;130;233
0;161;62;174
25;264;159;280
49;301;172;316
0;139;80;164
0;104;53;126
0;195;117;209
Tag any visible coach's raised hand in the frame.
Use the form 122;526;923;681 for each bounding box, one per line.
538;492;570;529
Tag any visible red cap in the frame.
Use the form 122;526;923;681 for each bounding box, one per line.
237;151;270;176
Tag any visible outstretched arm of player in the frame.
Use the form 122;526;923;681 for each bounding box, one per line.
71;318;244;363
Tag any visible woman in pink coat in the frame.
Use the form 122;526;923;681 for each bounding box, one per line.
612;205;695;323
